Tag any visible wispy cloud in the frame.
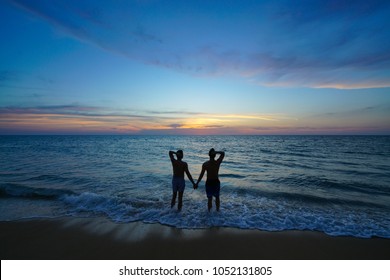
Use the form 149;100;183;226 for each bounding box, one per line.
0;104;294;134
0;70;18;82
0;69;54;92
0;105;161;121
1;104;388;135
9;0;390;89
308;104;390;119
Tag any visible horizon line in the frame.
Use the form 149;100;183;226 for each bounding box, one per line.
1;133;389;136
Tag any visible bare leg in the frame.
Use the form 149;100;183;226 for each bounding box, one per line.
171;192;177;208
178;191;184;211
216;196;220;211
207;197;212;212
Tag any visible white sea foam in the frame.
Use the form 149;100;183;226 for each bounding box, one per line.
1;135;390;238
57;190;390;238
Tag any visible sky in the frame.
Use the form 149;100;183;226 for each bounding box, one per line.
1;0;390;135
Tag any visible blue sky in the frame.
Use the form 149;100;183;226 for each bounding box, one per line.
1;0;390;134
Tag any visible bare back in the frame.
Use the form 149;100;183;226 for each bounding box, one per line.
203;160;221;180
196;150;224;211
171;159;188;178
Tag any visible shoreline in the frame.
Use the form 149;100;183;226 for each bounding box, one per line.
1;217;389;260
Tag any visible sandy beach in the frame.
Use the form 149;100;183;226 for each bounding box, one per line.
1;217;389;260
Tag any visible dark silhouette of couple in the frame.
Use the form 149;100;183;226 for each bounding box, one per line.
169;148;225;212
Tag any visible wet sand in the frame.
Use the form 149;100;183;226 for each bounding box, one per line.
1;217;389;259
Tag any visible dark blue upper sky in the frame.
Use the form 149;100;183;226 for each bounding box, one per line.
1;0;390;134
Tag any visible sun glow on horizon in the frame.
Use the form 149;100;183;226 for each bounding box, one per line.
1;1;390;135
0;110;293;134
2;107;387;135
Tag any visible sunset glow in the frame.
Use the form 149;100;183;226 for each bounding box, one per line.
1;0;390;135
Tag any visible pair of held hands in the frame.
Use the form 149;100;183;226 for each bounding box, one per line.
192;182;199;190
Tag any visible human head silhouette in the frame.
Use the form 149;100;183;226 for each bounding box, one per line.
209;148;216;159
177;150;183;160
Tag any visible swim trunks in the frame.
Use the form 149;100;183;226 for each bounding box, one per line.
206;179;220;198
172;176;185;192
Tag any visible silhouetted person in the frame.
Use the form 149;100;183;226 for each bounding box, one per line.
195;148;225;211
169;150;195;211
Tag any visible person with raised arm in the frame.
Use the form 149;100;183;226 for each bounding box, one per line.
169;150;196;211
195;148;225;212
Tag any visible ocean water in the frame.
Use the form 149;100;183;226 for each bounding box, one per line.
0;135;389;238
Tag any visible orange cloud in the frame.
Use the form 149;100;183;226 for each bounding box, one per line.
0;106;293;134
1;106;388;135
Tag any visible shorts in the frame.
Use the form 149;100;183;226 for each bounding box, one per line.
172;176;185;192
206;179;220;198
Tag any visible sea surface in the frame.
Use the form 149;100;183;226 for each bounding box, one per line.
1;135;389;238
